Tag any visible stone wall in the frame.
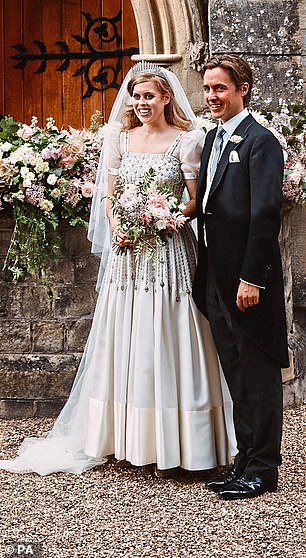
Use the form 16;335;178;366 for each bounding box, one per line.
284;206;306;406
0;213;98;417
209;0;305;109
298;0;306;91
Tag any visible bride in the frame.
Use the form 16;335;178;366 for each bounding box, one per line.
0;62;236;476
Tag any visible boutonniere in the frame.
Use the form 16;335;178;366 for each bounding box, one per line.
230;134;243;144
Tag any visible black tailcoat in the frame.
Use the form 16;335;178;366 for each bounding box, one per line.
193;114;289;368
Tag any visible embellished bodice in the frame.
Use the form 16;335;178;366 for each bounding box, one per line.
103;128;204;296
118;131;186;199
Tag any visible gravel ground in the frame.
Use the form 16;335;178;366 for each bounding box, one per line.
0;405;305;558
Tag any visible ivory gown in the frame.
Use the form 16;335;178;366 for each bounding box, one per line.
0;128;236;475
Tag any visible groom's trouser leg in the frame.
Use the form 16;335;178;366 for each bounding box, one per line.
206;259;283;476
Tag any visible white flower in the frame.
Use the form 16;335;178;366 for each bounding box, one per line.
196;115;217;132
31;116;39;128
155;218;168;230
47;173;58;186
178;203;187;212
39;199;54;213
20;166;30;178
23;177;33;188
46;117;56;130
251;110;270;127
168;196;178;209
20;168;35;187
0;141;12;153
35;159;50;174
17;124;35;140
10;145;35;164
230;135;243;144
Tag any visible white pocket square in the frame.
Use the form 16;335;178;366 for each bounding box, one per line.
229;150;240;163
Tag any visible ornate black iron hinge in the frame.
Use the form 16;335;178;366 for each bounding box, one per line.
11;11;139;99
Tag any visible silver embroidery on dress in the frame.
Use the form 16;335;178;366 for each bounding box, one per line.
103;134;197;297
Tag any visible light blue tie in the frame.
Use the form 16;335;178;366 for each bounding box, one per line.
210;127;225;178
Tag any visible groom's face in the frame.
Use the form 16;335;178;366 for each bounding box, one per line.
203;67;248;123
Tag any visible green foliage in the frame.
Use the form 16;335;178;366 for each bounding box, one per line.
3;203;61;283
0;115;104;284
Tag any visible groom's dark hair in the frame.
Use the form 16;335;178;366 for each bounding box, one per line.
203;54;253;107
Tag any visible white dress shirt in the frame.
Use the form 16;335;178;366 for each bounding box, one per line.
202;108;249;214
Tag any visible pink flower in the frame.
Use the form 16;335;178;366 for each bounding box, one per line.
59;156;75;168
147;195;170;218
288;171;302;185
81;182;94;198
141;213;152;225
119;189;138;209
51;188;61;198
41;146;62;160
17;124;35;140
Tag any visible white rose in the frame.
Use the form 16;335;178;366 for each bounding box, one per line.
0;141;12;152
230;135;243;144
155;218;167;230
47;173;58;185
20;166;30;178
17;124;34;140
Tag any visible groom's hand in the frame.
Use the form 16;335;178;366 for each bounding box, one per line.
236;281;259;312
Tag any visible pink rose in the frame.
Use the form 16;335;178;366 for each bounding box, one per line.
17;124;35;140
81;182;94;198
51;188;61;198
147;196;170;218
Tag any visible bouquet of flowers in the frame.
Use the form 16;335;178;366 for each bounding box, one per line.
111;168;188;258
0;114;104;282
196;104;306;207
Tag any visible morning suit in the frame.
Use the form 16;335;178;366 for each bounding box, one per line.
193;113;289;476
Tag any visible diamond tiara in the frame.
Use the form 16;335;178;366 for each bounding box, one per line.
130;60;168;79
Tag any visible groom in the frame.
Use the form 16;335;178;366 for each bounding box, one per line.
193;54;289;500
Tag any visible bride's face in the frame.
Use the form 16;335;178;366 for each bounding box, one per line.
131;80;170;125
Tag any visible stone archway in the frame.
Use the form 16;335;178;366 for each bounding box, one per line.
129;0;208;113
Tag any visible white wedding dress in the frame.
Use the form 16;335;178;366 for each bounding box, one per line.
0;128;236;475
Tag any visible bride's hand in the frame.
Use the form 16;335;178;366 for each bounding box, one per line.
112;227;133;247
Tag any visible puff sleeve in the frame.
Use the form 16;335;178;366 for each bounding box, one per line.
103;122;122;176
179;129;205;179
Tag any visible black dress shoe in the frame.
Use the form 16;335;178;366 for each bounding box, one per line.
218;473;278;500
206;467;242;493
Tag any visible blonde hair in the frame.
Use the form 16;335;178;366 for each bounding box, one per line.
121;73;192;131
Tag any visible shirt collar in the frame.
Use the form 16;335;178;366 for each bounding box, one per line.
219;108;249;138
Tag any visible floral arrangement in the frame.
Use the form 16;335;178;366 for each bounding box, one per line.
111;168;188;258
0;114;104;282
196;104;306;207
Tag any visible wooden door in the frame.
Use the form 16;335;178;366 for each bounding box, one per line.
0;0;139;128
